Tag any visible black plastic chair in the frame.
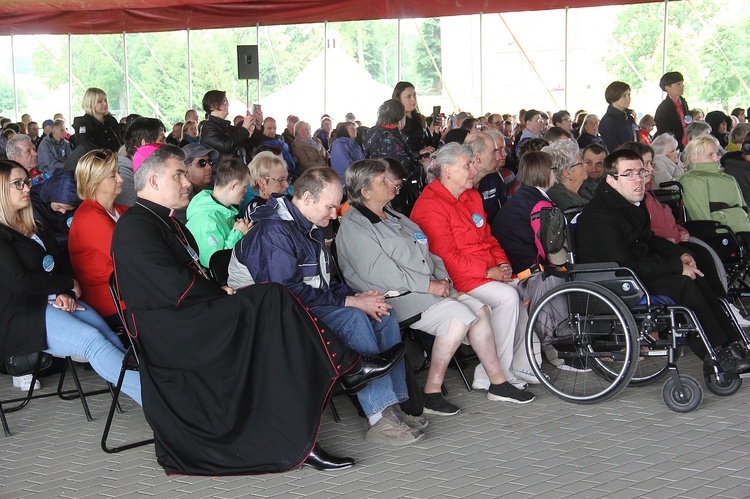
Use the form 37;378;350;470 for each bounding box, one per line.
101;273;154;453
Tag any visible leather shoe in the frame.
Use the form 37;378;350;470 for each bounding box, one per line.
340;342;406;394
714;346;750;374
303;444;354;471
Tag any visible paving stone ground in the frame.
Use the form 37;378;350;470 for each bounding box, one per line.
1;347;750;498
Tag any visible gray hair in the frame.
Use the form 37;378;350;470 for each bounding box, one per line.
464;132;493;158
293;120;311;136
247;151;287;190
345;159;388;206
292;166;341;202
541;139;579;182
730;123;750;145
134;145;185;192
685;121;712;142
5;134;32;160
651;133;679;156
427;142;473;182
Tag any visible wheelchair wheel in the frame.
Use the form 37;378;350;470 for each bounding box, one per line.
662;374;702;412
704;373;743;397
526;281;638;404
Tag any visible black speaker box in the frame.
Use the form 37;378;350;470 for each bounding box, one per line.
237;45;259;80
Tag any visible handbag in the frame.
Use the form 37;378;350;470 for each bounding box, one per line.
3;352;53;376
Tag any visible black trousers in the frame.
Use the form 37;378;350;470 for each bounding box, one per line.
646;275;739;358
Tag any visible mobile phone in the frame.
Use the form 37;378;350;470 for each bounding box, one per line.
252;104;261;115
432;105;441;119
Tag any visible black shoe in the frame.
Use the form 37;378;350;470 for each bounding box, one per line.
714;347;750;374
340;342;406;394
422;392;461;416
303;444;354;471
725;341;750;359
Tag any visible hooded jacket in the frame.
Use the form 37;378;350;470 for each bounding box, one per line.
30;169;81;252
678;161;750;234
228;194;352;306
185;189;243;267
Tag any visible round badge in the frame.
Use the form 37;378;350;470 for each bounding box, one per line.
414;230;428;245
208;235;218;246
42;254;55;272
66;217;73;228
684;115;693;125
472;213;484;228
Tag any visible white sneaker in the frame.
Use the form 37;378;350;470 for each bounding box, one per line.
12;374;41;392
506;376;528;390
512;369;541;385
471;378;490;390
728;304;750;327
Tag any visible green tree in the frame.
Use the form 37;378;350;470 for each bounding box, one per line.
700;17;750;110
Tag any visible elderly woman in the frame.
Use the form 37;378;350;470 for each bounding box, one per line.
68;150;128;328
178;120;199;147
392;81;439;154
598;81;637;153
411;143;537;399
638;114;655;145
199;90;259;164
241;151;290;216
330;121;365;183
650;133;682;187
543;139;589;210
71;87;121;153
680;135;750;239
0;159;141;402
576;113;605;149
290;120;328;172
337;159;531;413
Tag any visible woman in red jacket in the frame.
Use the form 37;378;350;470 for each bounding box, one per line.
68;149;128;328
411;143;535;403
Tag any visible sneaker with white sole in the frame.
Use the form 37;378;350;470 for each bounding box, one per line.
471;377;490;390
12;374;40;392
558;358;592;372
512;369;541;385
366;413;425;446
487;381;535;404
728;304;750;327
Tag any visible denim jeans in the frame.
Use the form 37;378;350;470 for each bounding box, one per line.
44;302;142;405
312;305;407;417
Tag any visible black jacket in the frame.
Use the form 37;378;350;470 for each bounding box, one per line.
575;180;684;282
598;105;637;154
721;152;750;207
71;113;121;153
0;223;75;357
199;115;259;164
654;95;690;148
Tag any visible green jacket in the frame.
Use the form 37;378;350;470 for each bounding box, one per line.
679;161;750;233
186;189;243;267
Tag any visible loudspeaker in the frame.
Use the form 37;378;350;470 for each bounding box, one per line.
237;45;259;80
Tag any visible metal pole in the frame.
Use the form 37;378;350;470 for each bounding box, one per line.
662;0;669;75
68;34;73;123
479;14;483;114
187;29;192;111
123;33;130;116
256;24;261;104
397;19;402;83
11;35;18;120
564;7;569;109
323;21;328;114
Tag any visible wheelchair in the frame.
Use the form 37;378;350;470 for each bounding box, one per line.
524;206;750;413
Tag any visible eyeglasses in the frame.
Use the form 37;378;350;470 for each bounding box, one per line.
193;159;210;168
550;166;559;172
221;99;229;106
611;170;649;181
570;162;583;169
9;178;32;190
265;176;290;185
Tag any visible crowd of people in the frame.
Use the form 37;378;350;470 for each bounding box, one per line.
2;70;750;475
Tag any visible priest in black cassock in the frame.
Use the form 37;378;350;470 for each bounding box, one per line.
110;144;403;476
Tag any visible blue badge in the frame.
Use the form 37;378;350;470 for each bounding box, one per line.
414;230;428;245
684;115;693;125
66;217;73;228
472;213;484;228
42;254;55;272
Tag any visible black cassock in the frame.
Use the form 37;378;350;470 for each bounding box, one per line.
111;198;357;476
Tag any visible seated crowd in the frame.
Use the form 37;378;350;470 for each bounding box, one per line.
3;70;750;475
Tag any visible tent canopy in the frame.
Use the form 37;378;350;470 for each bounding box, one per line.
1;0;653;36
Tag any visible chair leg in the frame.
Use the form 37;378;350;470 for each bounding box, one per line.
58;357;94;422
451;355;473;392
101;346;154;453
0;401;10;437
328;399;340;423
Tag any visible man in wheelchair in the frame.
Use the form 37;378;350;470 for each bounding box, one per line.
575;148;750;374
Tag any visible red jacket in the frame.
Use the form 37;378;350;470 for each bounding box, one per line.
68;199;128;318
410;180;509;293
644;190;687;243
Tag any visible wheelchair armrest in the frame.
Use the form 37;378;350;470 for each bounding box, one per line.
682;220;722;231
658;180;683;193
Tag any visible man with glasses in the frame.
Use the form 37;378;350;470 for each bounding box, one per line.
175;143;219;222
576;149;750;375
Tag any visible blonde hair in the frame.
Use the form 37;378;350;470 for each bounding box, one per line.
75;149;118;200
181;120;198;141
683;135;720;170
81;87;107;117
0;160;37;235
248;151;287;190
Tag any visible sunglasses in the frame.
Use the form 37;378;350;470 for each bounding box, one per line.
193;159;210;168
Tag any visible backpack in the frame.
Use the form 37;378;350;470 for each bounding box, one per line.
530;204;568;265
